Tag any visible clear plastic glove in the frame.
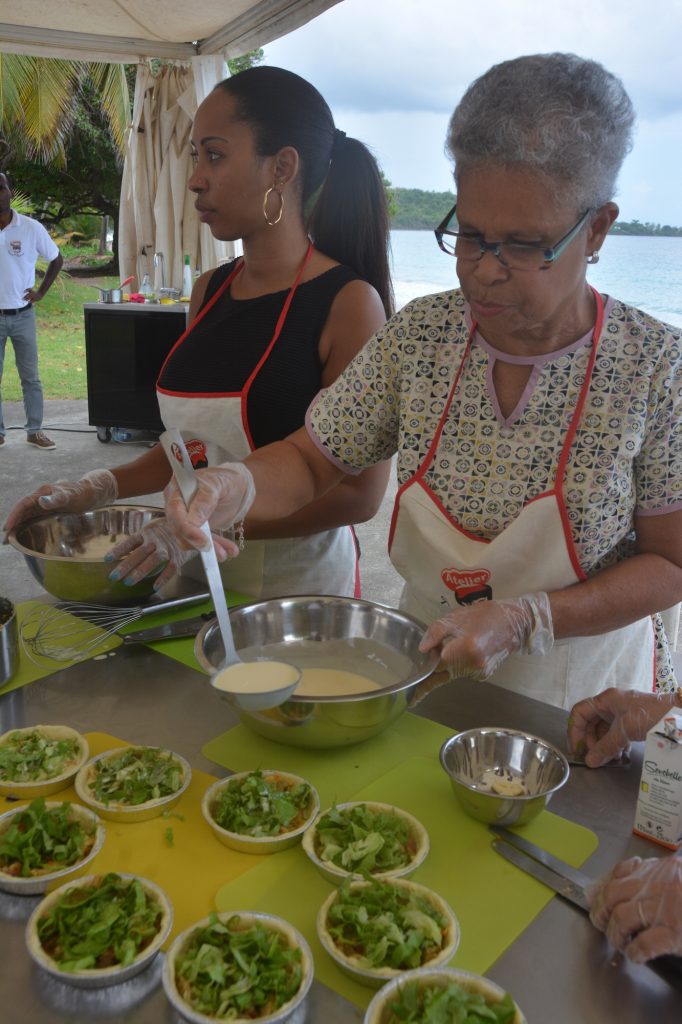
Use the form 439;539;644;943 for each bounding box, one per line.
418;592;553;681
106;516;239;589
567;688;677;768
3;469;118;537
163;463;256;553
588;855;682;962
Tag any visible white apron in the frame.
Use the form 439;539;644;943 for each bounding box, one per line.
157;243;358;600
389;289;655;709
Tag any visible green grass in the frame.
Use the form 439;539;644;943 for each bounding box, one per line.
1;270;118;400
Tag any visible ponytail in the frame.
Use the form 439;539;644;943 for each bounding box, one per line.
308;135;394;318
216;67;393;317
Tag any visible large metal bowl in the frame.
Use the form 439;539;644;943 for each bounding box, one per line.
195;595;438;748
7;505;166;604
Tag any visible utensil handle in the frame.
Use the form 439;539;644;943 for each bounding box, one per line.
159;430;238;666
137;590;211;619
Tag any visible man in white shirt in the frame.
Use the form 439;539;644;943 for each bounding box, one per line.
0;171;63;449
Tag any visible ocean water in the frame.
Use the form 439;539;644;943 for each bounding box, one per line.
390;230;682;328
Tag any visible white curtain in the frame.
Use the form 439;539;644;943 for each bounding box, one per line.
119;55;236;296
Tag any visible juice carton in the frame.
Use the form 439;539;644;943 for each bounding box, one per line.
633;709;682;850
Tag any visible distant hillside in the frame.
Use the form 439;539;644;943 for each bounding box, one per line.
389;187;682;235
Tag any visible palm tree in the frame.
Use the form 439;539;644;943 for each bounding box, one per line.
0;54;129;169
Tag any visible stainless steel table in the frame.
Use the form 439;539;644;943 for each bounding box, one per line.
1;646;680;1023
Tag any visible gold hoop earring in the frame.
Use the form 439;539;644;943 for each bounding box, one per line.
263;186;284;226
586;251;600;264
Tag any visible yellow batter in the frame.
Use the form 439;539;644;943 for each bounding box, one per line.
294;668;381;697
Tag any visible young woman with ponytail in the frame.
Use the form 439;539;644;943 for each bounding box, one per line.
6;66;392;600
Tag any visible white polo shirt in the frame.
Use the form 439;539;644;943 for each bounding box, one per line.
0;210;60;309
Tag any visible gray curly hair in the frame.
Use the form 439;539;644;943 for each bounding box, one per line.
447;53;635;210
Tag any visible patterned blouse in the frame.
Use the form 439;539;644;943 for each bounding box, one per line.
307;289;682;689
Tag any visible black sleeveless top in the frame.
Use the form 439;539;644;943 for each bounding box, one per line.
157;261;359;449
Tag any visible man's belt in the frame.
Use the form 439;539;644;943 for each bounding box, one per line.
0;303;32;315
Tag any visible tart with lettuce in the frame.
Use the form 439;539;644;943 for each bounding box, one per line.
163;911;313;1023
302;801;429;883
317;876;460;988
0;797;104;895
0;725;89;798
26;871;172;987
75;745;191;822
363;966;526;1024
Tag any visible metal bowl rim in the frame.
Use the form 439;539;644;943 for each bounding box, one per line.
439;726;570;802
7;504;166;564
195;594;437;703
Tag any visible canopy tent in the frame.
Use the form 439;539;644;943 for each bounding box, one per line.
0;0;342;289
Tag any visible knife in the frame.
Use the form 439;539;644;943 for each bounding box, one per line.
491;829;682;989
122;614;213;644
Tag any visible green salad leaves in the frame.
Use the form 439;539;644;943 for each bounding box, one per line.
0;730;81;783
36;872;164;972
385;979;517;1024
213;771;312;837
175;913;303;1019
90;747;183;806
0;797;95;878
315;804;416;874
326;878;448;971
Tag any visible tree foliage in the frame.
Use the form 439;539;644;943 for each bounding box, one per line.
391;188;455;229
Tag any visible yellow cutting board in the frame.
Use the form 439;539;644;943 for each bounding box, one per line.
0;732;265;942
215;754;598;1010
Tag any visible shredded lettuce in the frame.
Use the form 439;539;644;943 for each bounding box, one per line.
212;770;312;837
175;913;303;1018
326;877;449;971
384;979;517;1023
0;731;81;783
90;747;183;806
0;797;95;878
315;804;416;874
36;872;163;972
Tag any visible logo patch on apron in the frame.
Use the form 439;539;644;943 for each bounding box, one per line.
441;567;493;605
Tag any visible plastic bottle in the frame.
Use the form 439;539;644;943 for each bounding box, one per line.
182;255;193;300
140;273;153;298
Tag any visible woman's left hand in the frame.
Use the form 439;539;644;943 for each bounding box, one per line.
418;592;554;680
106;516;239;590
589;856;682;962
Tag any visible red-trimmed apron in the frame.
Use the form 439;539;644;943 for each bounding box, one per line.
388;289;655;708
156;242;359;600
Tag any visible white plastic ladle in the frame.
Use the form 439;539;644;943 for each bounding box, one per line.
159;430;301;710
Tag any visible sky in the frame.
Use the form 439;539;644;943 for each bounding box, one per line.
265;0;682;226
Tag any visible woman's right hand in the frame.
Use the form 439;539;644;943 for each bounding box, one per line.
567;688;677;767
163;463;256;552
3;469;119;537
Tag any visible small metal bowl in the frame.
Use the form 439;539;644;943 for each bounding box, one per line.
201;770;320;854
195;596;438;749
0;802;105;895
439;728;570;827
0;724;89;799
7;505;166;604
163;911;314;1023
363;966;527;1024
26;872;173;988
74;746;192;823
301;801;429;885
316;877;460;989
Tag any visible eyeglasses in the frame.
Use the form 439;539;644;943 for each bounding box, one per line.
434;205;592;271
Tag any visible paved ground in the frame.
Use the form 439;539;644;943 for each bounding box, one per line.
0;399;403;608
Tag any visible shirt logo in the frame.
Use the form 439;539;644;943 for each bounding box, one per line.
441;567;493;605
9;239;23;257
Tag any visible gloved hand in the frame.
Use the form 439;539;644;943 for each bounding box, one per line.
163;463;256;552
567;688;677;768
588;856;682;962
107;516;240;589
418;592;553;681
3;469;119;536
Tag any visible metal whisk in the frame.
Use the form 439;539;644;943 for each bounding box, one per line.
20;591;210;665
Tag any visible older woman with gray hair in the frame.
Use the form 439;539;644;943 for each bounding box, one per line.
113;53;682;710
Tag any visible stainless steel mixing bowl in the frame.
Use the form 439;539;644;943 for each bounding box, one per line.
195;595;439;748
439;727;570;826
7;505;166;604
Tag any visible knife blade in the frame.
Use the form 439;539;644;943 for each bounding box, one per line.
491;837;591;910
122;614;213;644
489;825;593;890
